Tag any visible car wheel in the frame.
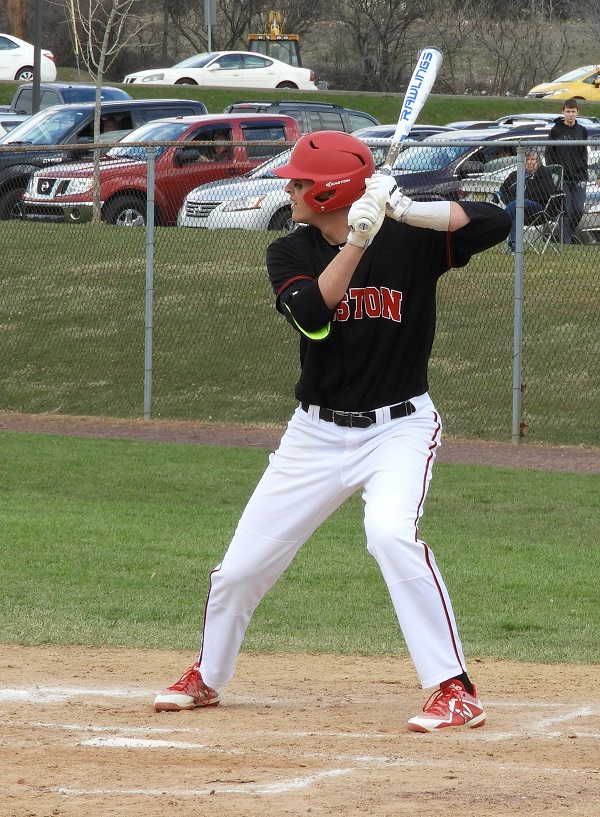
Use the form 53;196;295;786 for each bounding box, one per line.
0;186;26;220
15;67;34;82
268;207;294;231
276;81;298;90
104;195;147;227
175;78;198;85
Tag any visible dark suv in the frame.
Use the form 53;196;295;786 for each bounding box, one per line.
8;82;133;115
223;100;379;134
0;98;208;218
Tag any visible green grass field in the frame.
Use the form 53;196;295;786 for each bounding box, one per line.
1;430;598;663
3;77;600;124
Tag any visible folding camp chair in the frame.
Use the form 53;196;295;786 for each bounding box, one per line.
523;164;565;254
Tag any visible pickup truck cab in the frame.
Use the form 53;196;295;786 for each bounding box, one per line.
0;98;208;219
22;113;302;225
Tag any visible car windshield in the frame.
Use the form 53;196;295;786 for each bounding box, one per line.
1;107;87;145
106;121;190;160
392;142;467;172
553;65;598;82
173;53;214;69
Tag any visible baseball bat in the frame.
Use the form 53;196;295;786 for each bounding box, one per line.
356;46;443;233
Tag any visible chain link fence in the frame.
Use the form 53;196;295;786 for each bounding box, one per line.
1;138;598;447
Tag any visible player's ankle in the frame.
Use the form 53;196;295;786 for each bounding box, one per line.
447;673;474;695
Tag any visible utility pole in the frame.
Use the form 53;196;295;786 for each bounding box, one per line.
204;0;216;52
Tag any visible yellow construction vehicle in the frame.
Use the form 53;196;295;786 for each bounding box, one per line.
247;10;302;67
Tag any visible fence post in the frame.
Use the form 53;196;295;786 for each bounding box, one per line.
512;147;525;444
144;146;156;420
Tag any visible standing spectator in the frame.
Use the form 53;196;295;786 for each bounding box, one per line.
499;151;557;254
546;98;589;244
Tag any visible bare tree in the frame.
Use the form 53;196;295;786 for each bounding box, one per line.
7;0;28;39
468;0;569;95
64;0;146;221
326;0;431;92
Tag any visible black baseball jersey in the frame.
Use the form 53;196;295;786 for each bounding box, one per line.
267;201;510;412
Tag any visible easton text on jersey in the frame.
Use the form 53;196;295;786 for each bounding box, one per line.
335;286;402;322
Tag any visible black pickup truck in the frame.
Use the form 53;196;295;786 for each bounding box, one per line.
0;97;208;219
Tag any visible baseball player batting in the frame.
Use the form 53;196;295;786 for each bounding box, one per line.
155;130;511;731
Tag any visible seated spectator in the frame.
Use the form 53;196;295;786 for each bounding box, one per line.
196;130;233;162
498;151;557;253
101;116;119;133
212;130;233;161
485;146;515;173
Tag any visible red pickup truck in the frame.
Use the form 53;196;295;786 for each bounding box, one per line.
22;113;301;226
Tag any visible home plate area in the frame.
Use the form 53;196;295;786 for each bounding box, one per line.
1;645;599;817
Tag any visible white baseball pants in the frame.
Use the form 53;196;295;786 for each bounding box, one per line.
198;392;467;691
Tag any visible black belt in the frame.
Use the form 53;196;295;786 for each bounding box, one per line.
301;400;416;428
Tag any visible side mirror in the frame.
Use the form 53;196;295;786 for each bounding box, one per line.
174;146;201;166
459;160;485;178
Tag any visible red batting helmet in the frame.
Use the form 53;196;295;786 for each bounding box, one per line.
272;131;375;213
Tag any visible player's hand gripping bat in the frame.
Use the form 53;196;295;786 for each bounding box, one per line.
355;47;444;234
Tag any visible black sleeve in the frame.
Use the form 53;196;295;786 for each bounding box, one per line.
449;201;512;267
266;234;336;334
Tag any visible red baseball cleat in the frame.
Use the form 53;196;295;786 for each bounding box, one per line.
154;664;221;712
407;679;486;732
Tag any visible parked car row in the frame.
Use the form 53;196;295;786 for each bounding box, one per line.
3;85;600;239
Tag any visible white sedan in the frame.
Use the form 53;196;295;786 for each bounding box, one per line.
124;50;317;91
0;33;56;82
178;149;296;231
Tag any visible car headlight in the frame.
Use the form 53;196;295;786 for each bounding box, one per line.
546;88;570;96
223;195;267;212
143;73;165;82
63;178;94;195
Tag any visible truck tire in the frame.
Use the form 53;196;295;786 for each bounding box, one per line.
104;195;147;227
0;187;26;220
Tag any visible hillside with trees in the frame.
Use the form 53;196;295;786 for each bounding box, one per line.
3;0;600;95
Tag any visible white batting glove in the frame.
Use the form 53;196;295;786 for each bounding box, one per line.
366;173;413;221
347;191;385;248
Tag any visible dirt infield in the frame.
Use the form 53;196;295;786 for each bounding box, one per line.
1;414;598;816
1;645;599;817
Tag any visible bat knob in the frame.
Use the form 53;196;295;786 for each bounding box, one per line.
356;219;373;233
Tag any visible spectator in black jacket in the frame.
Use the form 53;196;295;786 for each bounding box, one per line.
499;151;557;253
545;98;589;243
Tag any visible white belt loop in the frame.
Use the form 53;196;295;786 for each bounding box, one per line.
377;406;391;424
